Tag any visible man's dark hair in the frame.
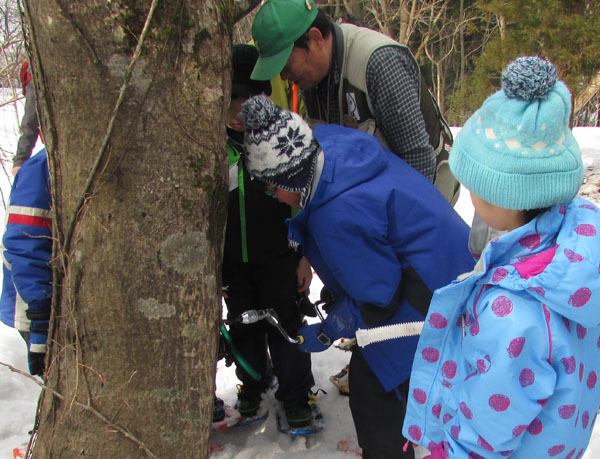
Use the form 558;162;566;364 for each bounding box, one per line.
294;10;332;49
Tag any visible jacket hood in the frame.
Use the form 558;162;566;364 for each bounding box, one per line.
309;124;388;209
477;199;600;328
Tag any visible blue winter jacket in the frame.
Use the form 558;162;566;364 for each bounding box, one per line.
288;124;474;392
0;150;51;361
403;199;600;458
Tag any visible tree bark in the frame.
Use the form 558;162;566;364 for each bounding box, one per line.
22;1;234;457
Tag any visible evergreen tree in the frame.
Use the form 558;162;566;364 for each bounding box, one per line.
447;0;600;124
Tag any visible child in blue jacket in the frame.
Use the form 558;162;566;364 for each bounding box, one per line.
239;95;474;458
1;150;51;376
403;57;600;458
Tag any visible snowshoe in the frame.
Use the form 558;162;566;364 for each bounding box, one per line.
211;405;243;431
276;393;324;436
330;364;350;396
232;410;269;428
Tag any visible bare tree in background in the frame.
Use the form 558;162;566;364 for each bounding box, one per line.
0;0;25;193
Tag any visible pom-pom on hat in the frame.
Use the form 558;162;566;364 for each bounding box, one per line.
449;56;583;210
241;95;318;206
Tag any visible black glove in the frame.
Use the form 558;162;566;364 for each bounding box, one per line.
318;287;336;313
28;351;45;376
297;291;317;317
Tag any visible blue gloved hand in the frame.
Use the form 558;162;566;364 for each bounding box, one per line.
297;322;338;353
297;298;357;353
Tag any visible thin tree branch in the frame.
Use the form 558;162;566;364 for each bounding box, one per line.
62;0;159;256
0;361;157;458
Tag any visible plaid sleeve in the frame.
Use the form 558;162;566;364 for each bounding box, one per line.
366;46;436;181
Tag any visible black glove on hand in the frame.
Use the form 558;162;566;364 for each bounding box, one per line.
297;291;317;317
318;287;336;313
28;351;45;376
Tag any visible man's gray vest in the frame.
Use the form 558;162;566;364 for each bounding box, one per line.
304;23;459;205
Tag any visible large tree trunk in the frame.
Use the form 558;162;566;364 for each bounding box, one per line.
22;1;233;457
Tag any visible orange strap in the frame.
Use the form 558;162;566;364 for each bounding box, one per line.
292;83;298;113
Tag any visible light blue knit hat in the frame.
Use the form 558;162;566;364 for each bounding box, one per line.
449;56;583;210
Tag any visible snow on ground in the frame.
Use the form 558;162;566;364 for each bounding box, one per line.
0;105;598;458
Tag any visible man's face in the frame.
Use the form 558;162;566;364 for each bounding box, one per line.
279;28;330;90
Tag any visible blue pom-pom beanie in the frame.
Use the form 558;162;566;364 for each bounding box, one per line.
449;56;583;210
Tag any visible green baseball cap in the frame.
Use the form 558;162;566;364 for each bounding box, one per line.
251;0;318;81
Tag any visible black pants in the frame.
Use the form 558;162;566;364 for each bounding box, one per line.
349;349;415;459
224;253;314;402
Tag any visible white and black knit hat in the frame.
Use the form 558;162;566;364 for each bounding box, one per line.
241;95;319;206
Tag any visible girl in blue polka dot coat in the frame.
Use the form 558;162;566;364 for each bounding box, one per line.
403;57;600;458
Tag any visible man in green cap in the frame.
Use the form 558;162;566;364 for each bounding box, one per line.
250;0;458;205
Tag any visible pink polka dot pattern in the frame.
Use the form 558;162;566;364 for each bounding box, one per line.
429;312;448;329
422;347;440;362
476;355;491;374
579;204;597;211
443;413;453;424
492;267;509;283
469;453;485;459
574;224;597;236
560;204;566;214
489;394;511;411
548;445;566;456
507;337;525;358
576;324;587;339
564;248;584;263
451;425;460;440
500;450;514;457
558;405;576;419
413;388;427;404
519;233;541;249
527;286;545;296
432;404;441;418
527;418;543;435
477;435;494;452
561;356;576;374
587;371;597;389
579;363;584;382
566;449;576;459
470;320;480;336
491;296;513;317
519;368;535;387
568;287;592;307
459;402;473;419
512;425;527;437
442;360;457;379
408;425;422;441
582;411;590;429
563;317;572;332
518;254;535;263
442;380;452;388
457;313;472;327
